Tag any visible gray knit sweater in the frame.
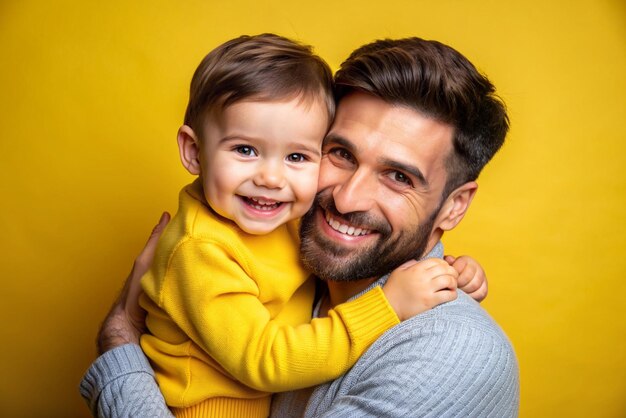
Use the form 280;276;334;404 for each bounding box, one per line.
270;287;519;417
80;243;519;417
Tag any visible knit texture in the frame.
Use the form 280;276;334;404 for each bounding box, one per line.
277;292;520;417
270;243;519;417
79;344;173;418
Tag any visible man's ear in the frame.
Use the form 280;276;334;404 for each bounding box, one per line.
435;181;478;232
177;125;201;175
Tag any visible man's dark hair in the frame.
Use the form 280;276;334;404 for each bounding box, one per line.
184;33;334;137
334;37;509;198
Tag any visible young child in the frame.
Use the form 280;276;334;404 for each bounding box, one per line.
139;34;474;418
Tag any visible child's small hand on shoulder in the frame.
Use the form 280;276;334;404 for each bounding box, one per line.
444;255;488;302
383;258;458;321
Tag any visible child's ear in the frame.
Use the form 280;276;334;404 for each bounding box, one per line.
177;125;201;175
434;181;478;232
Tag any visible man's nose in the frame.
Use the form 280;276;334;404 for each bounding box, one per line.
332;168;376;214
253;159;286;189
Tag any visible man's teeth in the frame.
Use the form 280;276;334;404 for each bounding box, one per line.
325;213;370;236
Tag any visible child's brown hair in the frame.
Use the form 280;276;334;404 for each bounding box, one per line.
184;33;335;136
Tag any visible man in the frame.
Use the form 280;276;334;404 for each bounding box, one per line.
81;37;519;417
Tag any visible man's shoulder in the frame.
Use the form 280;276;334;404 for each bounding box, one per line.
389;290;508;335
347;289;518;390
328;291;519;417
428;290;509;335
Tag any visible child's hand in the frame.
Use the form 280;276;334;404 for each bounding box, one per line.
382;258;458;321
444;255;488;303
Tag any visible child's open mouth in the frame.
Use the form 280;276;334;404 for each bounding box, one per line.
242;196;283;211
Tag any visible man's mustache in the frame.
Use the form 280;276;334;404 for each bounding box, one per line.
314;192;392;236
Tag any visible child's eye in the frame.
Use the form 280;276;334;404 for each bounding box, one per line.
286;153;306;163
235;146;257;157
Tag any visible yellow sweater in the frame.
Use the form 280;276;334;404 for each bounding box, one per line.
140;180;400;418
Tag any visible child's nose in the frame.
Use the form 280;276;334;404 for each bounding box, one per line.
253;160;286;189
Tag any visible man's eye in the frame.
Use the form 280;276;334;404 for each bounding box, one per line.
330;148;354;162
235;146;257;156
287;153;306;163
390;171;413;186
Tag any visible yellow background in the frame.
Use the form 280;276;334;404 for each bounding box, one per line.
0;0;624;416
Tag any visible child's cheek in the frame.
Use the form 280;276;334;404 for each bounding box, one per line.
295;166;321;214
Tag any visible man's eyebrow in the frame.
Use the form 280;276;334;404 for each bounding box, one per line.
324;133;428;188
379;158;429;188
322;134;356;152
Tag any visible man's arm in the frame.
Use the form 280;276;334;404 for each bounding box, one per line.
80;344;172;418
79;212;174;418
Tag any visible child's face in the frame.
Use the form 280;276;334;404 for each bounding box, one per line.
198;97;329;235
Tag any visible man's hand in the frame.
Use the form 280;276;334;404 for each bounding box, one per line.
383;258;458;321
444;255;488;302
96;212;170;354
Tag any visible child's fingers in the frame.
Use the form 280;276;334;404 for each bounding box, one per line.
450;255;470;275
402;258;454;277
457;263;477;288
444;255;456;265
459;272;483;293
431;274;458;292
396;259;459;286
421;265;459;285
433;288;458;305
468;281;488;302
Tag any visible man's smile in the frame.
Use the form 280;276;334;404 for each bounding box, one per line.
314;204;382;247
324;211;371;237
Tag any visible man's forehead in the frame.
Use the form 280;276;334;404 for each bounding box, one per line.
330;93;454;153
327;92;454;185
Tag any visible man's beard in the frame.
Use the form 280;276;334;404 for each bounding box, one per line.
299;192;439;282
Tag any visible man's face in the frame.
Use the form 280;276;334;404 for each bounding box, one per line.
300;92;455;282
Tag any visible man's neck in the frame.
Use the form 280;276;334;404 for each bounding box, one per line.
326;278;379;310
321;241;444;314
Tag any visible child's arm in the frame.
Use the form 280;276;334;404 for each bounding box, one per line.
382;258;459;321
444;255;488;302
147;239;454;393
